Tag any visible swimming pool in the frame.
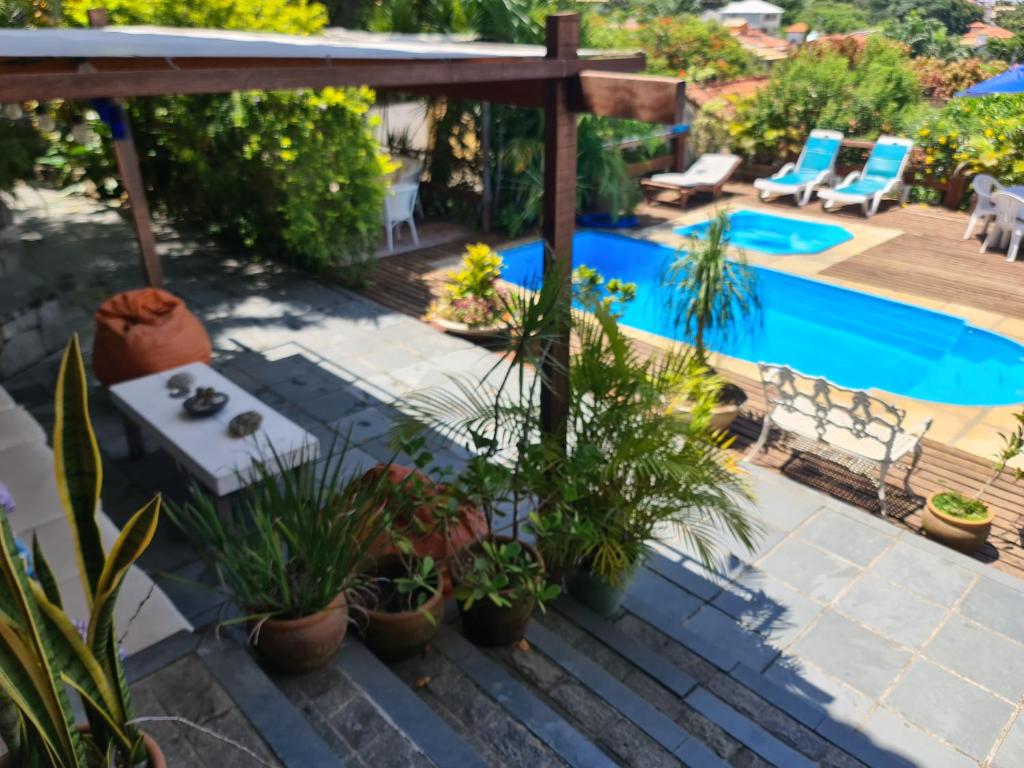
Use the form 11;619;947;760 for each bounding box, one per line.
501;231;1024;406
675;209;853;255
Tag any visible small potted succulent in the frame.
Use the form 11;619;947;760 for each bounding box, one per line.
356;550;444;662
923;413;1024;553
429;242;511;338
168;439;394;673
664;209;761;432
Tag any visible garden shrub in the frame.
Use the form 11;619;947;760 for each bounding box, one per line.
726;38;925;161
588;14;756;83
54;0;391;281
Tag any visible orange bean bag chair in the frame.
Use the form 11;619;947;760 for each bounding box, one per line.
92;288;212;386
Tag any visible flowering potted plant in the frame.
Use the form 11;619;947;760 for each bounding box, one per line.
923;412;1024;553
430;243;511;337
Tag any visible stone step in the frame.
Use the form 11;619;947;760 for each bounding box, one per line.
388;628;571;767
196;630;341;768
432;625;620;767
335;639;488;768
523;619;727;768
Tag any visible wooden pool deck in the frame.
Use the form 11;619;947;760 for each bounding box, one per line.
362;183;1024;578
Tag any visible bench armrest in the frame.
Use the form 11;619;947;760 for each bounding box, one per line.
907;417;933;441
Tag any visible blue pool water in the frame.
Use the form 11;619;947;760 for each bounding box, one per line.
501;231;1024;406
675;209;853;255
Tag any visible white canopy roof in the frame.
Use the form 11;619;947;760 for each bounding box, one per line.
0;25;612;60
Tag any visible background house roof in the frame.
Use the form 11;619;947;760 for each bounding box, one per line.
719;1;786;15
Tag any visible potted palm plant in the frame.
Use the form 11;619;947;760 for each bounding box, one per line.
665;209;761;432
168;439;393;674
0;336;165;767
429;243;512;338
402;275;567;646
923;412;1024;553
531;277;759;617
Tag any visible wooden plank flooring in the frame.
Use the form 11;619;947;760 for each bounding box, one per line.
362;199;1024;579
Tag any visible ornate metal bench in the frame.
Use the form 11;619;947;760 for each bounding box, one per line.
748;364;932;516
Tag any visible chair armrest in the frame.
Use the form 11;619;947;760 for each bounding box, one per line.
772;162;795;180
838;171;861;188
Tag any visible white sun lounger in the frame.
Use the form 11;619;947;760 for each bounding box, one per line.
641;153;741;209
817;135;913;218
753;129;844;207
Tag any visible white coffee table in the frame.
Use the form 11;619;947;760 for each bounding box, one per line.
109;362;320;515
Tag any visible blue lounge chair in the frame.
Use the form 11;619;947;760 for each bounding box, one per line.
753;129;844;207
817;135;914;218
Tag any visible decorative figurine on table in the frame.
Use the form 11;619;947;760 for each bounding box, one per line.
183;386;229;417
229;410;263;438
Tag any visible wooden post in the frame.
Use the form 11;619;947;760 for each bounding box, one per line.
89;9;164;288
540;13;578;449
481;101;492;231
672;84;687;172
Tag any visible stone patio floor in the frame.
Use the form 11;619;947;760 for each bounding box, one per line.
5;189;1024;766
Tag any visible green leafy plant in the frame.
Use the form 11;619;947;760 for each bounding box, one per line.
49;0;391;282
430;242;511;328
454;539;558;609
167;437;393;622
400;258;571;613
528;277;759;584
726;39;925;162
931;492;989;521
667;210;762;368
0;336;160;767
937;412;1024;519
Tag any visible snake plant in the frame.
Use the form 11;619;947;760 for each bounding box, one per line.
0;335;160;767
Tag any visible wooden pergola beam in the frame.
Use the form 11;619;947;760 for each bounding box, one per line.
570;71;685;124
0;53;644;103
401;69;684;120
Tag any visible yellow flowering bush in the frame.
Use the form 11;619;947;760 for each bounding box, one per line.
915;95;1024;195
430;244;510;328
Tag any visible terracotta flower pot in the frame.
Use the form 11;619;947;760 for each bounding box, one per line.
247;594;348;673
456;537;544;647
922;493;993;553
361;464;488;595
433;316;509;340
359;555;445;662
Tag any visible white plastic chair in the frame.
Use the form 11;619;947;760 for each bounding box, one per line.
982;191;1024;262
963;174;1002;240
383;182;420;252
393;155;424;218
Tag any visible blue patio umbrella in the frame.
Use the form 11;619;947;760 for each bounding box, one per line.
957;64;1024;97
